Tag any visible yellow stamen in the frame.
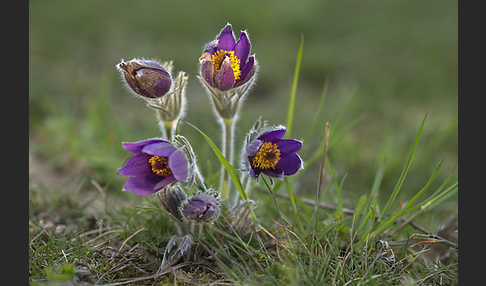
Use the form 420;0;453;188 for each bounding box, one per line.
212;50;241;80
148;156;172;177
252;142;281;169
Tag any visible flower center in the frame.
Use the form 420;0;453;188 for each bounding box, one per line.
212;50;241;80
148;156;172;177
252;142;281;170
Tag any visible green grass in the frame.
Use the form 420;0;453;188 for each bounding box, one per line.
29;0;457;284
29;175;457;285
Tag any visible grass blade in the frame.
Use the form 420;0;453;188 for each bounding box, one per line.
420;182;458;212
379;114;427;220
370;160;443;237
185;121;256;221
352;194;368;235
308;79;329;139
285;34;304;138
285;177;298;217
334;173;347;218
305;116;362;170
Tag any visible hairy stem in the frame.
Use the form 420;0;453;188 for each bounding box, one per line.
164;120;177;141
219;117;234;200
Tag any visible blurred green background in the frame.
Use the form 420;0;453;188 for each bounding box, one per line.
29;0;457;227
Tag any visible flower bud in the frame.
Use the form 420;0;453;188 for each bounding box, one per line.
182;193;219;222
157;185;188;221
117;58;172;99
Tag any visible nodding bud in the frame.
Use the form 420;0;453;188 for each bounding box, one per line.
157;185;188;222
183;193;219;222
117;59;172;99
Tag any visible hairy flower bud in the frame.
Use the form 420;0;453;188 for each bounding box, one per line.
157;185;188;221
182;193;219;222
117;58;172;99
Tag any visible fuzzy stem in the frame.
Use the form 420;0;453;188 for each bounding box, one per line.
219;117;235;200
155;112;177;141
197;224;204;241
189;221;195;235
174;221;183;236
164;120;177;141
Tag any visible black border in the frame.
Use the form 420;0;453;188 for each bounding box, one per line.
7;0;29;284
459;0;481;284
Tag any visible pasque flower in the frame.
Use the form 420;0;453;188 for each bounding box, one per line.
119;139;188;195
247;126;303;178
183;193;219;222
157;185;188;222
117;58;172;99
199;23;257;91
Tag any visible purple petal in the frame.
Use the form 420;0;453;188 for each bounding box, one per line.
262;168;285;178
217;24;235;51
200;59;215;87
214;59;236;91
236;56;255;86
122;139;168;154
275;139;303;155
141;142;177;157
154;175;177;190
118;153;151;177
274;153;303;176
247;139;263;158
168;150;188;182
258;127;286;142
138;59;165;69
123;173;162;195
152;72;172;96
234;31;250;65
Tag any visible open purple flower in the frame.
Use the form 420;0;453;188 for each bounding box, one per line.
199;23;257;91
247;127;303;178
118;139;188;195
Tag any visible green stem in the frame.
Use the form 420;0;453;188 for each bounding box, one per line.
163;120;176;141
156;110;177;141
219;118;234;200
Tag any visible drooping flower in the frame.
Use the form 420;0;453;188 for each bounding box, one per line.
246;126;303;178
182;193;219;222
117;58;172;99
199;23;257;91
119;139;188;195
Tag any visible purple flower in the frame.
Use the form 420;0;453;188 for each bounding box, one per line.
247;127;303;178
117;58;172;99
119;139;188;195
199;23;257;91
183;193;219;222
